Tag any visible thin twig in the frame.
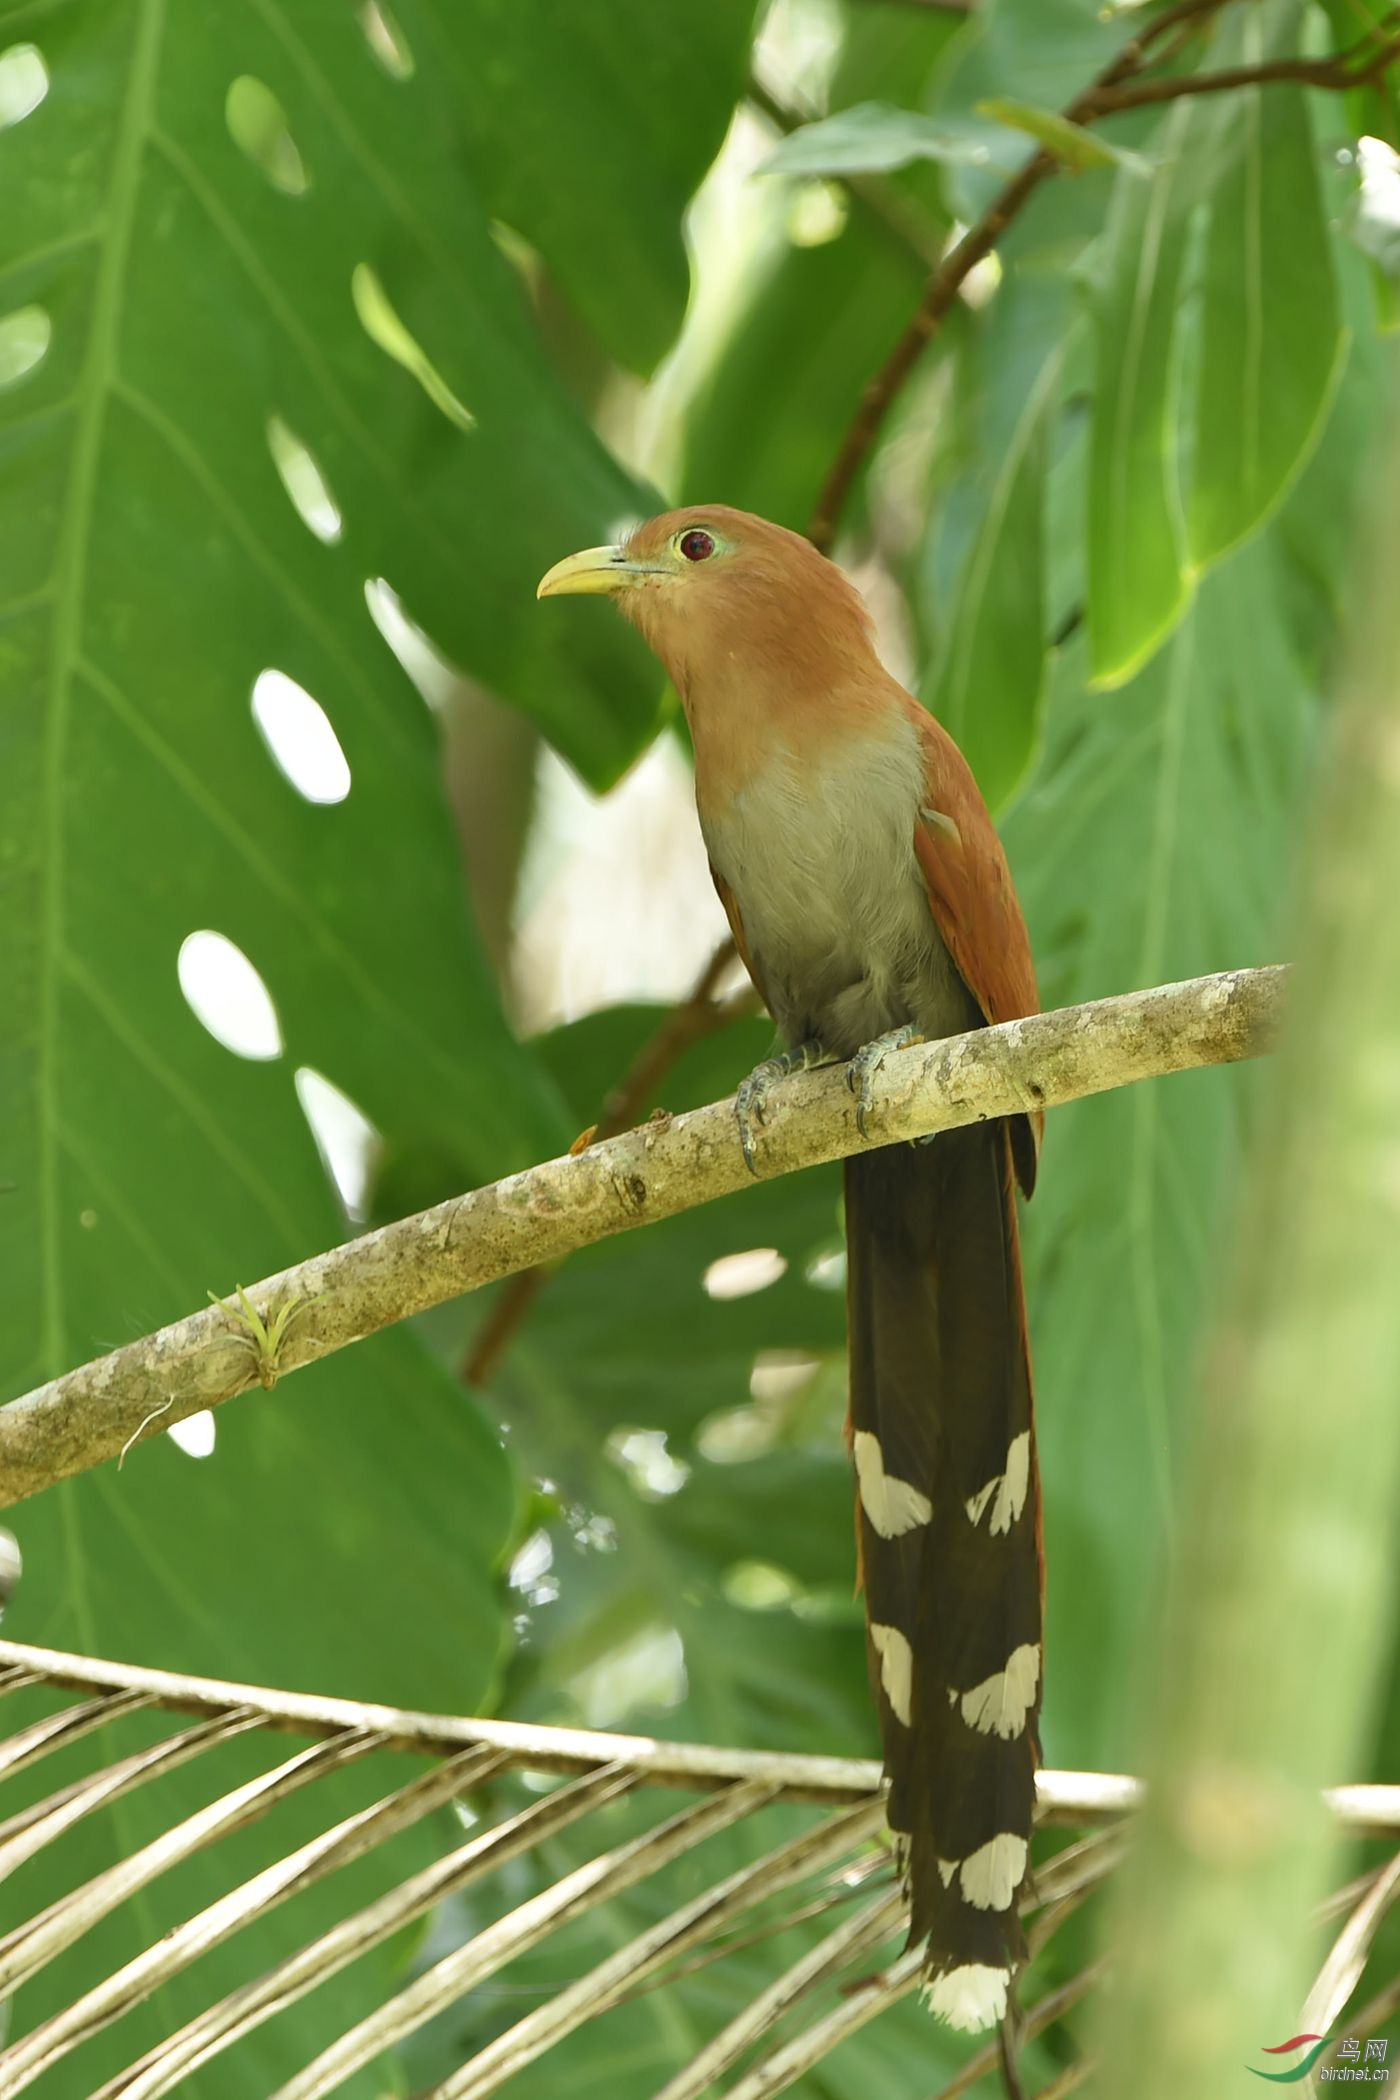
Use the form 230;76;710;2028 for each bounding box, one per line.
0;967;1286;1504
1084;34;1400;114
463;938;742;1387
998;2018;1029;2100
1034;2063;1094;2100
805;0;1392;545
807;150;1052;550
807;0;1239;545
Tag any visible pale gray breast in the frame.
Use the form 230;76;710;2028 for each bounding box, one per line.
700;722;972;1056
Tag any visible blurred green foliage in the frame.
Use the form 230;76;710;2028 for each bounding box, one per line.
2;0;1398;2091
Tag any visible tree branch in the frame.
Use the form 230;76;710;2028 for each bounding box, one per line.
462;937;744;1387
1083;34;1400;115
805;0;1400;548
0;966;1285;1508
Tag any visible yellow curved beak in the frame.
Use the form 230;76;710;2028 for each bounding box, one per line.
536;545;659;600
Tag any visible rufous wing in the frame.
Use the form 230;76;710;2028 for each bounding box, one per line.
907;703;1041;1195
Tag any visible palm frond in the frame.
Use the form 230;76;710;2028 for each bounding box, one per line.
0;1640;1394;2099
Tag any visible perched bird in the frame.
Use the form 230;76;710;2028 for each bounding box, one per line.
539;506;1043;2033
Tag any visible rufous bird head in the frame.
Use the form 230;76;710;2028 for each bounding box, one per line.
537;504;880;714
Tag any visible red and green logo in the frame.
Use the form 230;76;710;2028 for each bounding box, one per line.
1248;2035;1330;2083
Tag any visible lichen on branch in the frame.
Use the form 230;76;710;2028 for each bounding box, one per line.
0;966;1285;1508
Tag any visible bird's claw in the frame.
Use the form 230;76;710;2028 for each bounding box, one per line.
735;1042;827;1175
847;1025;923;1139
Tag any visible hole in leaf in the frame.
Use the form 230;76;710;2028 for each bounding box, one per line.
225;76;310;197
0;305;50;391
359;1;414;80
177;931;283;1061
169;1412;216;1459
251;669;351;803
703;1247;787;1300
266;415;342;543
0;42;48;130
351;263;475;431
364;576;457;711
294;1067;379;1222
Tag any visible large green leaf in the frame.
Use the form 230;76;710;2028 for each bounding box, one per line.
1187;84;1345;568
0;0;676;2082
1006;533;1317;1774
922;273;1070;807
1085;2;1329;684
0;0;663;788
429;0;761;374
1084;108;1194;689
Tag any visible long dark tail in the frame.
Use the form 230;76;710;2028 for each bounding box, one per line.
844;1123;1042;2032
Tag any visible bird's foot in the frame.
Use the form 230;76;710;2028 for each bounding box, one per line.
735;1039;830;1174
847;1024;925;1139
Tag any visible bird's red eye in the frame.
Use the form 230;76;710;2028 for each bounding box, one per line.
679;528;716;563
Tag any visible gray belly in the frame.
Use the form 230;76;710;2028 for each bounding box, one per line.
745;865;973;1057
701;736;976;1059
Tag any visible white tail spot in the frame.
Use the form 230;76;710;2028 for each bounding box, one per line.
922;1964;1010;2032
958;1643;1041;1739
869;1622;913;1725
965;1431;1031;1534
853;1431;932;1539
958;1832;1028;1912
